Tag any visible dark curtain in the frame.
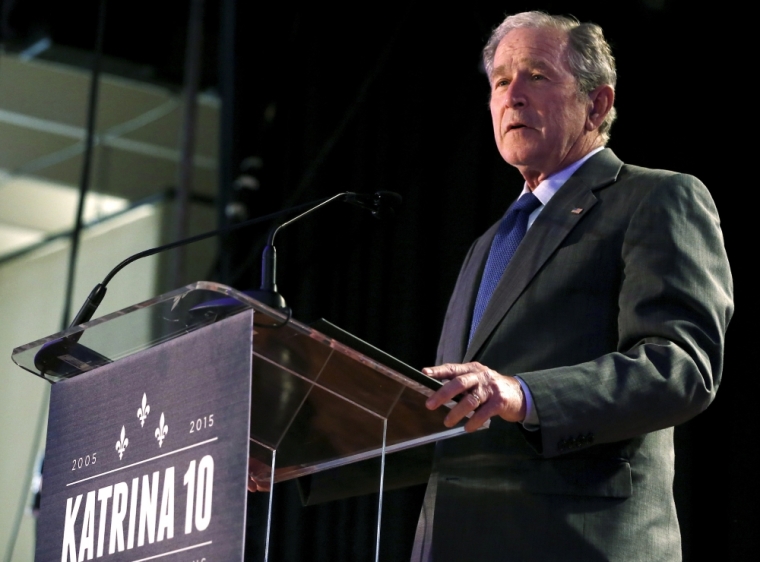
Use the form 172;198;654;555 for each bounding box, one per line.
221;2;750;560
1;0;749;559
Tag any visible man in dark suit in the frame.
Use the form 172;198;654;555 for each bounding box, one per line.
415;11;733;562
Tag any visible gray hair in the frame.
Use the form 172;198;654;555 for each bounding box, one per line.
483;11;617;143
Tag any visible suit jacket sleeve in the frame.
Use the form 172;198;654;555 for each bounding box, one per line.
520;172;733;457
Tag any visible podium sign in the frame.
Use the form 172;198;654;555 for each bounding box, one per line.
35;312;252;562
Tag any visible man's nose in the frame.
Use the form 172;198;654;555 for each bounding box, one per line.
505;77;527;108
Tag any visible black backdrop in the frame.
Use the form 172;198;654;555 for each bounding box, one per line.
220;2;753;560
215;0;757;560
2;0;753;559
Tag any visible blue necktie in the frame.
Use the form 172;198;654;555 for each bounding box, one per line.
469;192;542;343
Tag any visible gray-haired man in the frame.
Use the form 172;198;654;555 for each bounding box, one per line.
417;11;732;561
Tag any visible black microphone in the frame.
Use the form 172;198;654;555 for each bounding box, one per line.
36;191;402;378
343;191;402;220
35;191;401;378
67;191;401;326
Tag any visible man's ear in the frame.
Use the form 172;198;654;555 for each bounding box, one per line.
586;85;615;131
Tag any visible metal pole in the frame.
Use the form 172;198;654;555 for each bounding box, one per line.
217;0;237;284
60;0;106;329
173;0;205;289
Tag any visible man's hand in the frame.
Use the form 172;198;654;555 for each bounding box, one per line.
423;362;527;432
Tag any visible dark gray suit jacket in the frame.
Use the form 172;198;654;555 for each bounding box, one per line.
417;149;733;561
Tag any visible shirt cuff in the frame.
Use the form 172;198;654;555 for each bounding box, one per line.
515;376;540;431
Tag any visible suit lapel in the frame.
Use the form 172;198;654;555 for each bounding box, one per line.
464;149;624;362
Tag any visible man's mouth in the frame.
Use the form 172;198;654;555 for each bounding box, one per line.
506;123;527;133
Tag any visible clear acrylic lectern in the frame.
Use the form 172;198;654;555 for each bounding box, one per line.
12;282;476;561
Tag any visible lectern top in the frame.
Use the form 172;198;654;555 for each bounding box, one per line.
13;282;258;382
11;282;437;401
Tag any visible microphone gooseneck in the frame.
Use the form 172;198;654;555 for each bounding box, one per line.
252;192;348;309
69;191;402;326
252;191;402;309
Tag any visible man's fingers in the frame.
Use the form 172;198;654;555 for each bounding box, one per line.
442;386;503;430
425;372;481;410
422;364;459;380
422;362;487;413
464;400;502;432
423;363;490;410
440;391;482;427
248;477;271;493
423;362;485;380
423;362;525;429
248;457;272;492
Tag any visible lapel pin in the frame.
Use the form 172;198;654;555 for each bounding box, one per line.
571;208;583;214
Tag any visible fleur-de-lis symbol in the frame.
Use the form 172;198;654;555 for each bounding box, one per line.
115;426;129;460
155;413;168;447
137;393;151;427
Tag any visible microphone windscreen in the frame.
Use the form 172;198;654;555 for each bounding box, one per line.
372;191;402;219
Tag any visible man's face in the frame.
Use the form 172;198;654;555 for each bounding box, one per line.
489;27;592;183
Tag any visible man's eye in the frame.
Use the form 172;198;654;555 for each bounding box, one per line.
495;79;510;87
531;74;545;81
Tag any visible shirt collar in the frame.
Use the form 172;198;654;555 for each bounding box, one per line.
522;146;605;206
